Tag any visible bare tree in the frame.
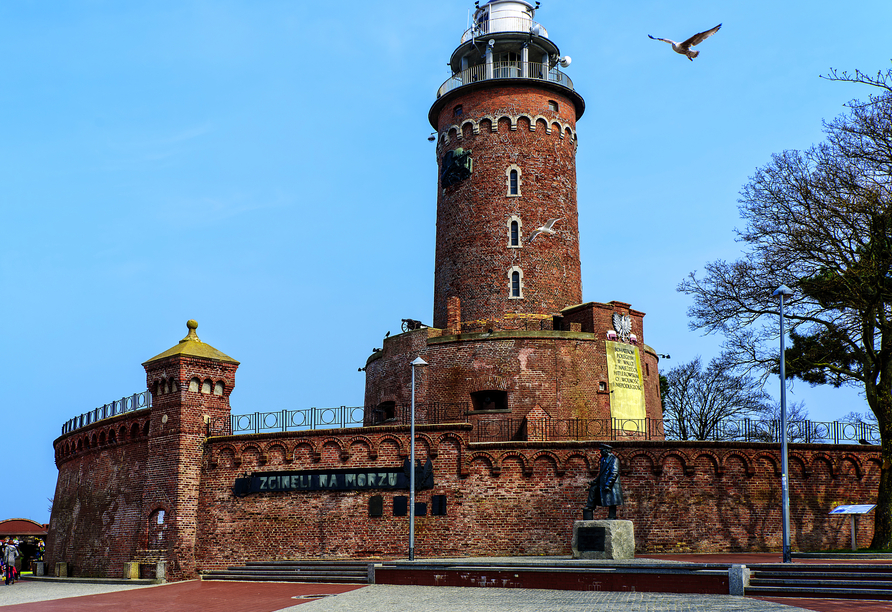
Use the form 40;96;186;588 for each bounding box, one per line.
678;66;892;547
662;356;773;440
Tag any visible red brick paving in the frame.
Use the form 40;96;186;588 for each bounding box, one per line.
1;581;364;612
754;597;892;612
641;552;892;565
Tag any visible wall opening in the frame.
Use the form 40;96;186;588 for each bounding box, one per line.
471;390;507;411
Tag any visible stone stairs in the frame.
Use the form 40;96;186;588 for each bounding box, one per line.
200;560;370;583
746;563;892;600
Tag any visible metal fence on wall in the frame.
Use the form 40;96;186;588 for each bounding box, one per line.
60;392;880;447
61;391;152;435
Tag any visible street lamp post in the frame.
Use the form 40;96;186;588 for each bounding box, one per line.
409;356;428;561
773;285;793;563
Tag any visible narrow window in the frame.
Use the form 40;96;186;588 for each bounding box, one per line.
505;164;521;196
548;100;559;112
511;271;520;297
510;221;519;246
453;104;463;116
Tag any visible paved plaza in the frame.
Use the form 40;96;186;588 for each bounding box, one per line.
4;580;891;612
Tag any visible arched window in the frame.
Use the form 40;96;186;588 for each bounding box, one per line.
510;220;519;246
509;267;523;299
505;164;522;196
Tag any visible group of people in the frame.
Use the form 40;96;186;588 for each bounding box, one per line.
1;540;21;585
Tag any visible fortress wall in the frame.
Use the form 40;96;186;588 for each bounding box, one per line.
47;411;152;577
192;426;879;572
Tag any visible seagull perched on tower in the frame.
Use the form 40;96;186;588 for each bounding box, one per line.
527;218;561;243
648;24;722;61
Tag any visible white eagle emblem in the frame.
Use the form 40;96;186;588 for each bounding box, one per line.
612;313;632;343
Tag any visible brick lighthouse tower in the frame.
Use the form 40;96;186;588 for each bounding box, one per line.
365;1;663;435
430;0;584;329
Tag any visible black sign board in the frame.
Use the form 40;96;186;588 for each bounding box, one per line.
577;526;606;552
233;458;434;498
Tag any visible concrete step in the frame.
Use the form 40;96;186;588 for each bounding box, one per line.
745;564;892;599
746;585;892;600
201;571;366;583
200;560;371;583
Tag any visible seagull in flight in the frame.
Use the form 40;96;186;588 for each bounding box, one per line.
648;24;722;61
528;218;561;243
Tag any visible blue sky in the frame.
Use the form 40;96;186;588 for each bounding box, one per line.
2;0;890;522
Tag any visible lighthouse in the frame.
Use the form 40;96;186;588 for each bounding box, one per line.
429;0;585;329
365;1;663;436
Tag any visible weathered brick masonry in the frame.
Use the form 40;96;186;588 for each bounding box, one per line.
50;408;881;579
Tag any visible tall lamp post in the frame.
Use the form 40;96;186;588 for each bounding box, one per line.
409;356;428;561
773;285;793;563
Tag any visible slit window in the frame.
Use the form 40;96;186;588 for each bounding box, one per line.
511;271;521;297
510;221;519;246
509;170;518;195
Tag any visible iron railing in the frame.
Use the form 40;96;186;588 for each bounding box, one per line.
62;392;880;447
460;16;548;44
436;61;574;98
61;391;152;435
365;402;470;427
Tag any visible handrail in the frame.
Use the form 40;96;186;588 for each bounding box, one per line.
436;61;573;98
61;391;152;435
460;16;548;44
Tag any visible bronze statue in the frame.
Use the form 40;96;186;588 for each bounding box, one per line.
584;443;624;519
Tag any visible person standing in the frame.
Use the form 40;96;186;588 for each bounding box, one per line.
3;540;19;585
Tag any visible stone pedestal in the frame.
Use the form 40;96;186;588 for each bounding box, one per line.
571;520;635;559
55;562;68;577
123;562;140;579
34;561;45;576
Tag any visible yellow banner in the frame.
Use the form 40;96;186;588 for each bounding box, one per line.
606;341;646;428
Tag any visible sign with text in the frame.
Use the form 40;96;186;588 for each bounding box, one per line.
606;341;646;427
232;459;434;498
829;504;876;515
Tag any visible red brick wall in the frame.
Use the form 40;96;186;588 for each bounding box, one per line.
194;426;880;570
364;327;662;427
47;411;151;577
49;416;880;579
433;84;582;330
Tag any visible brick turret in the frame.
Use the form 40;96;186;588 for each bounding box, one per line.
141;320;238;580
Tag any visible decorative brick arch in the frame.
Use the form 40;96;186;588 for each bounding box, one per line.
691;451;721;477
290;440;321;464
347;435;378;461
563;451;594;474
658;451;694;476
752;451;781;476
720;452;756;478
809;453;837;478
530;450;561;476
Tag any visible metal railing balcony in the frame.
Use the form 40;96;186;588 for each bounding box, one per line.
460;17;548;44
436;61;573;98
62;390;152;435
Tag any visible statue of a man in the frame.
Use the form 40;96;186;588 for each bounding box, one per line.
584;443;624;519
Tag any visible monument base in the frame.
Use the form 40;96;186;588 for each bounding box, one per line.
571;520;635;559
